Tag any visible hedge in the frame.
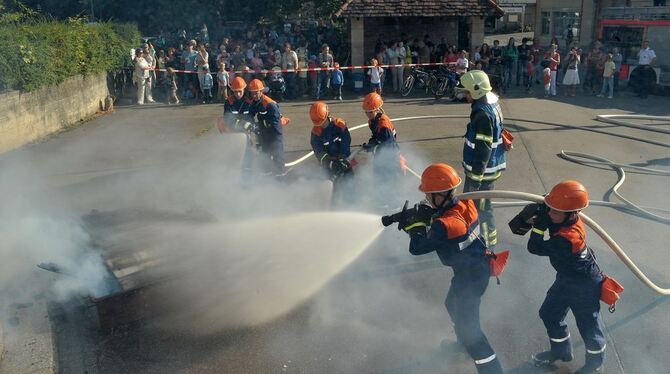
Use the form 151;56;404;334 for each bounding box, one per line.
0;18;140;92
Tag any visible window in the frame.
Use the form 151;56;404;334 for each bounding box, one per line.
551;11;580;39
541;12;551;35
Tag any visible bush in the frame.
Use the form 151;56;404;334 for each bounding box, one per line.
0;17;139;92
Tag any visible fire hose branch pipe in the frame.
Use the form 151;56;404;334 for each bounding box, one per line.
458;190;670;296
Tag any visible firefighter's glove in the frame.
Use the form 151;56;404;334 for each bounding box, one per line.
415;201;437;224
533;203;550;231
518;203;540;223
329;158;351;175
403;222;427;236
242;121;254;132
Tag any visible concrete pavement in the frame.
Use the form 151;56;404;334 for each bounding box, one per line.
1;84;669;373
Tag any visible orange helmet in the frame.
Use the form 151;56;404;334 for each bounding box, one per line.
247;78;265;92
419;163;462;193
544;180;589;212
230;76;246;91
362;92;383;112
309;101;329;125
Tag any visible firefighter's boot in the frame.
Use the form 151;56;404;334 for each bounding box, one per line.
533;338;573;367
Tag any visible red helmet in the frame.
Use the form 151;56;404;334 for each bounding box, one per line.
544;180;589;212
419;163;462;193
309;101;329;125
247;78;265;92
362;92;383;112
230;77;247;91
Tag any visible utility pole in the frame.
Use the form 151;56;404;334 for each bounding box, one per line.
90;0;95;22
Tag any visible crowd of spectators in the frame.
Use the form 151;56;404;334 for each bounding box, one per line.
132;22;345;104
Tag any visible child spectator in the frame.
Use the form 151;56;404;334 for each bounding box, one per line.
543;67;551;97
597;53;615;99
164;67;180;105
368;58;384;94
331;62;344;100
456;50;469;74
217;62;229;102
201;66;213;103
525;54;536;93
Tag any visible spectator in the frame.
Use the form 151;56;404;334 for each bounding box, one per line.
423;34;435;62
583;41;604;94
444;46;458;65
410;39;420;64
196;45;210;96
562;47;581;97
544;44;560;96
550;36;560;53
201;66;213;103
479;43;491;71
250;50;264;71
230;45;245;70
597;53;615;99
331;62;344;100
281;42;299;99
525;54;536;92
217;61;229;102
142;43;156;91
517;37;531;87
308;55;318;97
502;37;518;90
368;58;384;94
181;40;198;97
418;41;430;64
245;41;255;62
200;23;209;44
216;45;229;68
316;44;334;100
435;37;448;64
394;41;406;93
456;50;469;74
564;25;574;49
491;40;502;65
164;67;179;105
385;42;398;93
543;67;551;97
612;47;623;91
134;49;154;105
634;40;656;99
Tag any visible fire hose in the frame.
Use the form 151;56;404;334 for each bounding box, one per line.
285;113;670;295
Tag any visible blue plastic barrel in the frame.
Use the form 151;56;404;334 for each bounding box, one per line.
353;72;364;93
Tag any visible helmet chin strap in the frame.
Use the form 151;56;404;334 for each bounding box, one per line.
431;190;455;210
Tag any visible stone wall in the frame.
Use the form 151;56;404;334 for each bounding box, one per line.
0;73;110;154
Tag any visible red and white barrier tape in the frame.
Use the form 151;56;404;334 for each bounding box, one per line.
146;62;456;75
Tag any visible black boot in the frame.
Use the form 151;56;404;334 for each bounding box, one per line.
533;338;573;367
575;350;605;373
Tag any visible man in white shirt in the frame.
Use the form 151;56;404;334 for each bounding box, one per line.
636;40;657;98
281;42;299;99
134;49;152;105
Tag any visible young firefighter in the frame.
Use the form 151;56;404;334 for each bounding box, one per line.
458;70;507;250
222;76;255;182
399;163;504;374
309;101;354;205
247;78;285;176
527;181;614;374
361;92;401;208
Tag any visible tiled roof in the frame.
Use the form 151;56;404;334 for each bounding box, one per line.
335;0;505;18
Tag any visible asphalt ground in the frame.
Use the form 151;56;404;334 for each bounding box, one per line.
1;84;669;374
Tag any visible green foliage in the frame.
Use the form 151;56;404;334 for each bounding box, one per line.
0;17;139;92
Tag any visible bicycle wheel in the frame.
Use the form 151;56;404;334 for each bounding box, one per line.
401;75;415;97
434;78;447;99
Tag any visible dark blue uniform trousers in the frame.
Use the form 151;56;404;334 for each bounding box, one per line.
446;261;502;374
540;277;606;367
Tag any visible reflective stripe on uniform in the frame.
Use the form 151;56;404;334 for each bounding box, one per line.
474;353;497;365
475;133;493;143
319;154;328;164
550;334;570;343
464;162;507;174
458;228;480;250
532;227;546;235
404;222;427;231
577;248;588;258
587;344;606;354
464;138;504;149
